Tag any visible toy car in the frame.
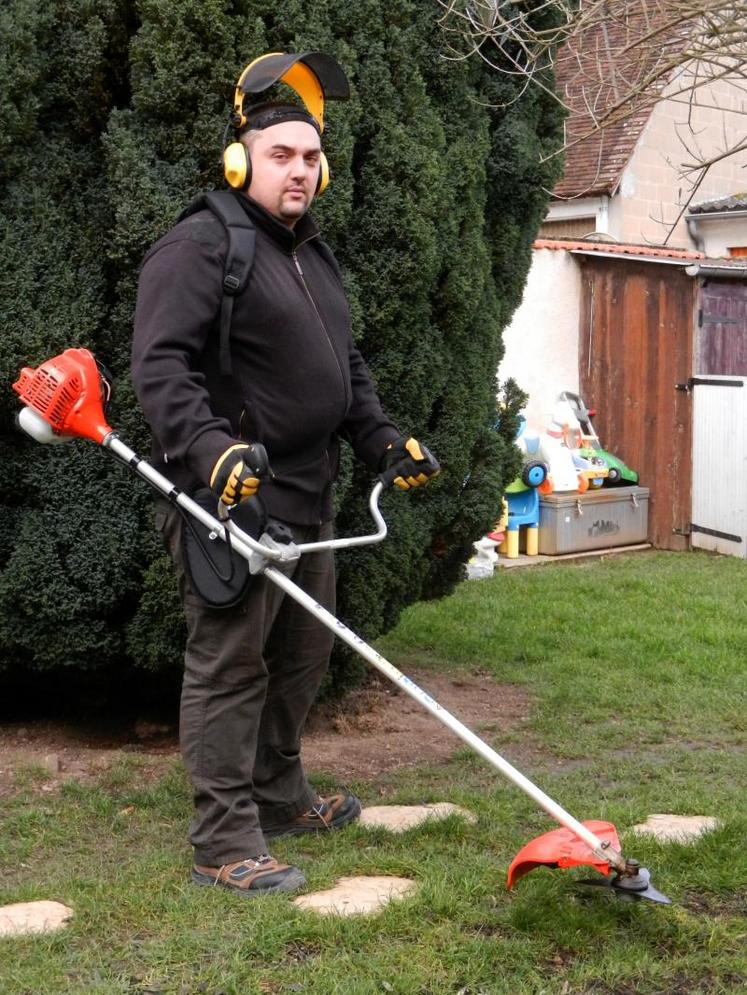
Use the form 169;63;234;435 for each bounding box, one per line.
556;391;639;487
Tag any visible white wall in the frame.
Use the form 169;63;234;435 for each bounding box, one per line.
692;216;747;257
615;71;747;248
498;247;581;431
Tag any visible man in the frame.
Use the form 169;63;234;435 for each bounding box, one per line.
131;63;439;897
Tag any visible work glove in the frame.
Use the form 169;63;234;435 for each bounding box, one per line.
210;443;271;507
380;436;440;490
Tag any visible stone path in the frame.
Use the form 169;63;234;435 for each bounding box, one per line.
0;900;73;937
294;876;417;916
630;813;722;842
0;808;724;928
359;802;477;833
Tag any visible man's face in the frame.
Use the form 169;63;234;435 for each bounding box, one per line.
246;120;322;226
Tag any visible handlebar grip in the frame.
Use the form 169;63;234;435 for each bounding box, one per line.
378;466;400;488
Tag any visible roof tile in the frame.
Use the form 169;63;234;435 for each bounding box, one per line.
553;15;673;199
689;193;747;214
533;237;703;260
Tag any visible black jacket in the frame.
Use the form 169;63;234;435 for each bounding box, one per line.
131;193;399;524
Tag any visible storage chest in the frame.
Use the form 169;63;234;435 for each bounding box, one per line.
538;486;650;555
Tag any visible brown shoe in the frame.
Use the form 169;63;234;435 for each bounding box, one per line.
264;792;362;839
191;854;305;895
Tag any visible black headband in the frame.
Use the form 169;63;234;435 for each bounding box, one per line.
241;102;321;135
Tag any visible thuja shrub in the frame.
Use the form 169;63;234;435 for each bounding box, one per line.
0;0;563;692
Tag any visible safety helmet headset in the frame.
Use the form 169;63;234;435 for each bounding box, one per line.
223;51;350;195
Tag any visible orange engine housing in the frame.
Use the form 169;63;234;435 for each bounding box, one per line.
13;348;113;444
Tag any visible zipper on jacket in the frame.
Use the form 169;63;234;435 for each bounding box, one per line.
291;248;349;409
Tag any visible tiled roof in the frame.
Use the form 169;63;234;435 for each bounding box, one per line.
686;257;747;271
534;238;704;261
689;194;747;214
552;16;673;199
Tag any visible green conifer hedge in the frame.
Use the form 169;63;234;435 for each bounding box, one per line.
0;1;563;692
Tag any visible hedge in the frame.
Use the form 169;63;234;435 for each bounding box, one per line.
0;0;563;693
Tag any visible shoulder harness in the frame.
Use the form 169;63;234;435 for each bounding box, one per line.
177;190;343;378
178;190;256;378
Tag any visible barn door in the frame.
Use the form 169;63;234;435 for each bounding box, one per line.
697;281;747;376
579;258;694;550
691;377;746;558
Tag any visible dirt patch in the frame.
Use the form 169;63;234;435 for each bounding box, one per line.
0;717;177;799
303;669;532;780
681;889;747;919
577;972;747;995
0;668;532;796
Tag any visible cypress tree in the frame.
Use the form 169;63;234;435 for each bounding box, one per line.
0;1;141;674
0;1;563;692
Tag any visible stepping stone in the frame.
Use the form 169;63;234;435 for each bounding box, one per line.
630;814;721;843
359;802;477;833
0;901;73;937
294;875;416;916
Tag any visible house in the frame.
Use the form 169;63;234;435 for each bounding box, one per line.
687;195;747;258
499;23;747;556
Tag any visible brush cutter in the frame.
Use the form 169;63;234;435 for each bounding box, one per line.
12;348;671;905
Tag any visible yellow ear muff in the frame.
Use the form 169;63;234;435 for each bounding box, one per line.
224;143;326;195
225;51;338;195
223;142;250;190
316;152;329;195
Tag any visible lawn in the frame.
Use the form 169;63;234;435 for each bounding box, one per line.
1;550;745;994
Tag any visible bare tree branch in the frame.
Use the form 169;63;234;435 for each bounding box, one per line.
436;2;747;127
436;2;747;240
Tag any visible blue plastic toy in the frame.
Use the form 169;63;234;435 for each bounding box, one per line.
503;487;541;558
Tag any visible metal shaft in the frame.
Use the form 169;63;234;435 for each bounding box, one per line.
264;564;624;871
105;431;623;871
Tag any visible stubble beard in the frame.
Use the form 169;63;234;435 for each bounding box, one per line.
278;191;309;221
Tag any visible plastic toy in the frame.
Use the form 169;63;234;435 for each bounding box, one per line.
502;487;540;558
556;391;639;487
544;398;609;491
499;418;550;558
466;536;500;579
487;498;508;545
538;424;590;493
572;449;608;490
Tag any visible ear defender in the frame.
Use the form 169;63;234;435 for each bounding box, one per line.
223;52;349;194
223;141;329;195
223;141;250;190
316;152;329;195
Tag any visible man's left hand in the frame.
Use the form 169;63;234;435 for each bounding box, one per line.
380;436;440;490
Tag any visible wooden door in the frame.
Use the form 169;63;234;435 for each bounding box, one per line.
691;376;746;557
696;279;747;376
579;258;695;550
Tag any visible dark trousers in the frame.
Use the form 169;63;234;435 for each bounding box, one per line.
157;502;336;865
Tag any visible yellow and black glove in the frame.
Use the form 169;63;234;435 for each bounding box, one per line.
380;436;440;490
210;443;271;507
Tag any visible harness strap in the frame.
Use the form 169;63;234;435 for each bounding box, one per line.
202;191;257;377
177;190;341;377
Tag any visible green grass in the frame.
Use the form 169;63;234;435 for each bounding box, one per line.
1;551;746;994
381;550;747;758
